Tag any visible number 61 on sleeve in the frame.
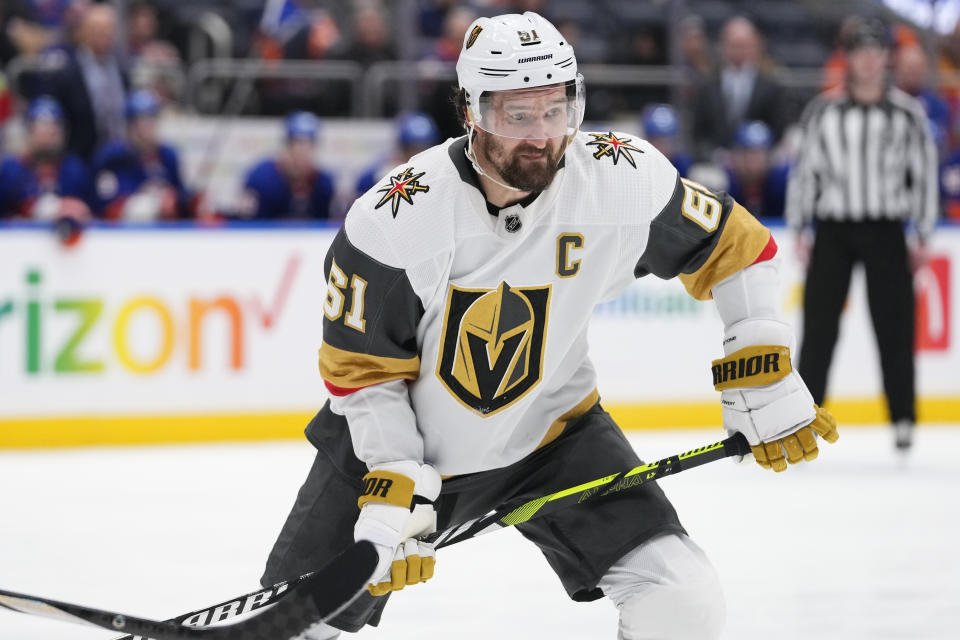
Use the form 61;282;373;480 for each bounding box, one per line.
680;178;722;233
323;259;367;332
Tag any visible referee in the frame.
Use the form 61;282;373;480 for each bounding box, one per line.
785;19;937;452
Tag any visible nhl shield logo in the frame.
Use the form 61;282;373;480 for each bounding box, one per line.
436;282;551;416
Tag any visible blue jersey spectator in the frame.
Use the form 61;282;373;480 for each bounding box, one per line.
895;43;951;155
940;148;960;221
640;104;693;178
356;111;440;198
725;121;789;219
0;96;93;219
91;90;190;220
237;111;336;220
25;0;74;29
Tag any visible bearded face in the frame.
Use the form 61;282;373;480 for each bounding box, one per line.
476;129;565;192
470;83;574;192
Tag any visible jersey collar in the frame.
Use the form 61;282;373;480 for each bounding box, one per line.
446;136;565;216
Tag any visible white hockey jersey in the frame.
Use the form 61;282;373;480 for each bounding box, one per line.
316;131;773;476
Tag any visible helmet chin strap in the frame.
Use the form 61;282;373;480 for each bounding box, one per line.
465;121;526;193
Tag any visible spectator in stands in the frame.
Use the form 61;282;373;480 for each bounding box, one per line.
256;0;317;62
640;103;693;178
35;2;128;161
0;4;23;65
127;1;160;59
692;16;786;160
418;0;457;39
940;148;960;220
126;1;179;64
0;96;92;222
306;9;343;61
337;1;395;68
253;4;347;116
90;90;191;221
422;6;475;63
356;111;439;198
725;121;788;219
236;111;336;220
125;1;181;104
895;43;951;156
679;15;713;82
422;7;475;140
937;18;960;100
0;0;63;63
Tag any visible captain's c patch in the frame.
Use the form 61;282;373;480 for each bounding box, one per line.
436;282;551;416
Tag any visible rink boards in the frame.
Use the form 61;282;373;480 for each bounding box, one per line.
0;223;957;446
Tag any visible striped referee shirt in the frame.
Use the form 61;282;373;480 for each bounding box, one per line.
785;86;938;238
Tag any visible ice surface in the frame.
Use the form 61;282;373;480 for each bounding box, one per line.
1;426;958;639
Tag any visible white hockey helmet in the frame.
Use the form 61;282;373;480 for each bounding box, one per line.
456;12;584;140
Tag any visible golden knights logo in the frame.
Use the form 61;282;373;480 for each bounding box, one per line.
465;25;483;49
375;167;429;217
436;282;551;416
585;132;643;168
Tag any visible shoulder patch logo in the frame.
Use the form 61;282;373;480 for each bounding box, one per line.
436;281;551;417
374;167;430;218
465;25;483;49
585;132;644;169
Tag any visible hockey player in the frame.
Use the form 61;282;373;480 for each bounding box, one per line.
354;111;439;198
640;103;693;178
236;111;336;220
0;96;93;220
725;121;789;219
263;12;838;640
90;90;192;220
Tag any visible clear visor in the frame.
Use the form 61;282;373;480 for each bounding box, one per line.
474;75;585;140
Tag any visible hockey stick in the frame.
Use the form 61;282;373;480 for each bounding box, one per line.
0;541;378;640
428;431;750;548
96;431;749;639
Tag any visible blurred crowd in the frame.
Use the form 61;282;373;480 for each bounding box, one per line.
2;0;960;229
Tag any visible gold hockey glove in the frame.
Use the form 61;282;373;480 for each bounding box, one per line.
353;462;441;595
714;345;839;472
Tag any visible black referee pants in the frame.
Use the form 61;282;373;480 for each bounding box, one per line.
798;220;916;423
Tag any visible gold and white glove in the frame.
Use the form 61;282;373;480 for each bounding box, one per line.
714;335;838;472
353;461;441;596
711;261;838;472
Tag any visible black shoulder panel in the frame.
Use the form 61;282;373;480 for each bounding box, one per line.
323;227;424;359
634;174;737;280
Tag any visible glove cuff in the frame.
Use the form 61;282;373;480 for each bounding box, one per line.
712;345;791;391
358;462;441;510
722;318;795;355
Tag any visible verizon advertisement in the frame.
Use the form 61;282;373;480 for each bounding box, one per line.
0;225;957;426
0;228;329;415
